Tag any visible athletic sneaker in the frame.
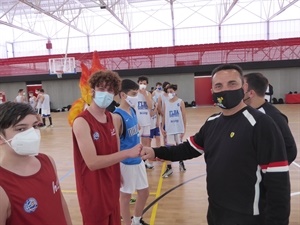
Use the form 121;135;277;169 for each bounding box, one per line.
131;217;149;225
179;161;186;172
129;198;136;204
162;167;173;178
145;161;154;169
48;125;54;128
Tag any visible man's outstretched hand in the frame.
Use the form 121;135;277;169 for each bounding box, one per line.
141;146;155;160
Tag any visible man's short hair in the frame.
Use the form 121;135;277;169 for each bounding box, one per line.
89;70;121;95
39;89;45;93
211;64;244;84
18;89;23;93
244;72;268;97
121;79;139;94
0;102;36;136
137;76;148;84
156;82;162;86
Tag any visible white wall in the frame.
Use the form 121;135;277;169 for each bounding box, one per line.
0;82;27;102
41;79;81;109
243;68;300;99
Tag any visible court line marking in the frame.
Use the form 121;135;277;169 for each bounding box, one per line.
142;172;300;222
291;192;300;196
59;168;74;182
148;161;167;225
292;161;300;169
143;169;206;225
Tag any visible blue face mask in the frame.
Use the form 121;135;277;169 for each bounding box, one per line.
93;91;114;108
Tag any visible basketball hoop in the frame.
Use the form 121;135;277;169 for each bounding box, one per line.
56;70;63;79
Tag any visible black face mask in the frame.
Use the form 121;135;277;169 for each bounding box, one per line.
212;88;244;109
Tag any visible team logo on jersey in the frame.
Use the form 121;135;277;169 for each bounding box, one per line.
93;132;100;140
230;132;235;138
52;180;60;194
111;128;116;136
23;197;38;213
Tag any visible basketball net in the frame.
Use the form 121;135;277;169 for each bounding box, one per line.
56;70;63;79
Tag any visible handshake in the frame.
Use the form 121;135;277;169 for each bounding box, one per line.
128;144;155;160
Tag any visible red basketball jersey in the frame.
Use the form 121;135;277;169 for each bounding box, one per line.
0;153;67;225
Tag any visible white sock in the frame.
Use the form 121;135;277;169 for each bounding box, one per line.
133;216;141;224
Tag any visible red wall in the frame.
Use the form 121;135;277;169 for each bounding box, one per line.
0;91;6;102
194;76;213;106
27;85;42;98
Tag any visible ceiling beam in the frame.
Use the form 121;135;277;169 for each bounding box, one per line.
219;0;239;24
0;20;49;38
97;0;130;31
19;0;88;35
268;0;298;21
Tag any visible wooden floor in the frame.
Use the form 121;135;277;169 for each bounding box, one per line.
40;105;300;225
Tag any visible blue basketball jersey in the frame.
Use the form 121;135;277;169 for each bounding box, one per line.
114;107;141;165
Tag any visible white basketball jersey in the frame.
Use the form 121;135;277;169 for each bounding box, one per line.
29;97;36;109
42;94;50;110
15;95;23;103
36;94;42;109
164;98;184;135
153;90;163;103
134;92;151;126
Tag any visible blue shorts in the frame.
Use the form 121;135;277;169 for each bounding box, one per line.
150;127;160;138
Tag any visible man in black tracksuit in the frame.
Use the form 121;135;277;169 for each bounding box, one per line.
243;72;297;164
142;64;290;225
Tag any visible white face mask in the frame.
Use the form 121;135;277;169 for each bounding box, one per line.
139;84;147;90
1;128;41;156
125;95;138;107
168;93;175;99
93;91;114;108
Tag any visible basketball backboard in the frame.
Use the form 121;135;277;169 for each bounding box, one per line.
49;57;76;78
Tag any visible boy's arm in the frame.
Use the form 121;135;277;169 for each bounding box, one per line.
112;113;121;151
180;100;187;133
73;117;131;171
0;186;9;225
150;102;157;117
145;91;153;110
157;96;163;115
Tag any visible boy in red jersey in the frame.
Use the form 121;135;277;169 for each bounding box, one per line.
72;70;143;225
0;102;72;225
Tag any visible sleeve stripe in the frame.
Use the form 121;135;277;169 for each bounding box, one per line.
260;160;289;173
187;136;204;154
242;110;256;126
